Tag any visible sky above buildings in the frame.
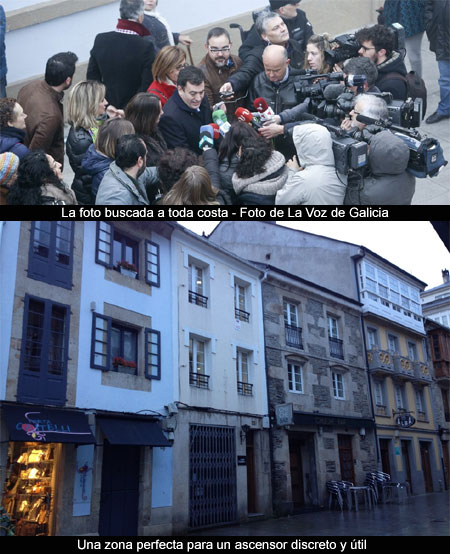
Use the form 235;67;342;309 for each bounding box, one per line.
180;221;450;290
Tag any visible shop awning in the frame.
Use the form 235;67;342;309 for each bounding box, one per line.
2;404;95;444
97;416;171;447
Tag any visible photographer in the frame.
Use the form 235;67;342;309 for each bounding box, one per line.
343;57;380;93
342;94;415;205
355;24;408;100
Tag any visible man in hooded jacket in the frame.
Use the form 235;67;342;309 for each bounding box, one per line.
275;123;346;205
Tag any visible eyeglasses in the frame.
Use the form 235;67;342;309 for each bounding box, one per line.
360;45;376;52
208;46;231;54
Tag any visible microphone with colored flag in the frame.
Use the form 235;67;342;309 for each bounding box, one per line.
253;97;275;122
210;123;221;140
199;125;214;151
235;107;262;129
212;109;231;135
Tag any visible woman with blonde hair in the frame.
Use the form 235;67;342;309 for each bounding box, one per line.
159;165;219;205
147;46;187;106
66;80;123;204
305;34;332;75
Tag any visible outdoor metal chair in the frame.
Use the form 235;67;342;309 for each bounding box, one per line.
327;480;344;511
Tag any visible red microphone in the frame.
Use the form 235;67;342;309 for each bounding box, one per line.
253;97;275;122
210;123;221;140
235;107;262;129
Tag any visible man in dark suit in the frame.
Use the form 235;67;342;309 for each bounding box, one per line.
87;0;156;109
159;66;212;154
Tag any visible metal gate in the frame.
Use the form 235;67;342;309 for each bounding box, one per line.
189;425;237;529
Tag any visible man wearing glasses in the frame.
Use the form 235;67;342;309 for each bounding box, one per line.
355;25;408;101
197;28;244;117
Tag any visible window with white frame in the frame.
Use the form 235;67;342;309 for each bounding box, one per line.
189;336;209;388
328;316;344;359
367;327;379;350
236;349;252;396
288;362;303;393
234;280;250;322
387;333;400;354
394;384;406;410
415;388;426;417
332;371;345;399
284;301;303;348
188;260;208;308
361;261;422;320
374;381;385;406
407;341;418;361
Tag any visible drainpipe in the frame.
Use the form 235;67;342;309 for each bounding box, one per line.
352;251;381;468
259;267;278;517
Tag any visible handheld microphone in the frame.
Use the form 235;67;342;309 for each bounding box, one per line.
253;97;275;122
235;107;262;129
322;84;346;101
212;109;231;135
199;125;214;150
210;123;221;140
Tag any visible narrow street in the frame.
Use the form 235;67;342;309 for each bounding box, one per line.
191;492;450;536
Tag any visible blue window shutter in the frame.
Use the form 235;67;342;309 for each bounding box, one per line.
95;222;113;268
91;312;112;371
145;240;160;287
145;328;161;380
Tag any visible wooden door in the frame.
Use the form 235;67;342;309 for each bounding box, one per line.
401;441;413;493
289;439;305;505
246;431;257;513
420;441;433;493
99;443;140;536
379;439;391;476
338;435;355;484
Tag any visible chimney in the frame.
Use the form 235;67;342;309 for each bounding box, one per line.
443;269;449;283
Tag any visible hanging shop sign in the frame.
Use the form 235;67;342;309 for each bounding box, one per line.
395;414;416;428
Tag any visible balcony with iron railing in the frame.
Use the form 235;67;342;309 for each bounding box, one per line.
285;324;303;349
235;308;250;323
329;336;344;360
188;290;208;308
237;381;253;396
190;372;210;389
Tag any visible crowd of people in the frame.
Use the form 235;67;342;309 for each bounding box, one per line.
0;0;448;206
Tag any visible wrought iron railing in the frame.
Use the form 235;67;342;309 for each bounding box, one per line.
285;324;303;349
188;290;208;308
237;381;253;396
329;337;344;359
190;372;210;389
235;308;250;322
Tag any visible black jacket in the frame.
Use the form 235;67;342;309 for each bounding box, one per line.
425;0;450;61
158;90;212;154
238;7;313;61
87;31;156;108
228;39;305;94
375;51;408;101
0;126;30;159
66;126;95;205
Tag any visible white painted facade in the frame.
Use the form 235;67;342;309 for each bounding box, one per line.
172;226;267;415
3;0;265;84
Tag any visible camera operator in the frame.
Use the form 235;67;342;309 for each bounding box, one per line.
342;93;415;205
355;24;408;100
239;2;313;62
250;45;306;158
343;56;380;93
220;11;305;98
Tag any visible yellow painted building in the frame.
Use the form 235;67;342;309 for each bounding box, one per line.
356;250;443;494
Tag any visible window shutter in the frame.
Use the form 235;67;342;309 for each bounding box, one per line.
96;222;113;268
91;313;112;371
145;240;160;287
145;328;161;380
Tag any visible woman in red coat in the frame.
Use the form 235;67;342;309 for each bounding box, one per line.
147;45;187;106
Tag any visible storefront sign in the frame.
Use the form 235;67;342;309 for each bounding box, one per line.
275;403;294;427
3;404;95;443
293;412;376;429
395;414;416;428
73;445;94;517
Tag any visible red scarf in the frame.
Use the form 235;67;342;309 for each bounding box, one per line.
116;19;151;37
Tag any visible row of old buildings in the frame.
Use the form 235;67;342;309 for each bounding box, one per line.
0;221;448;536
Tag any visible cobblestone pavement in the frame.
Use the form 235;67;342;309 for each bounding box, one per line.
191;492;450;536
